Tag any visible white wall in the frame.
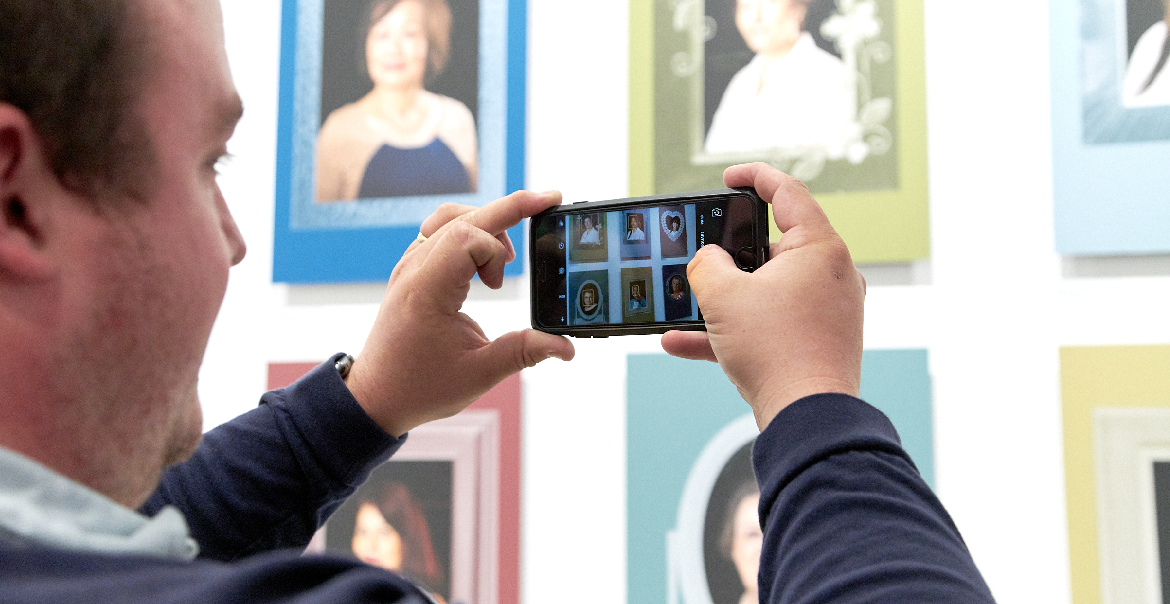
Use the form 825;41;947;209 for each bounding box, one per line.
205;1;1170;603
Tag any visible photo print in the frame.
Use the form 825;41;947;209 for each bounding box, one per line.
569;213;608;264
569;269;608;325
622;267;656;323
1079;0;1170;143
1121;0;1170;108
621;210;653;260
316;0;481;203
702;442;760;604
659;204;689;258
325;460;454;602
1155;460;1170;604
662;264;695;321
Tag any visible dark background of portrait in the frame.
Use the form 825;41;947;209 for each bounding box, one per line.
320;0;480;127
704;0;841;135
325;460;454;600
1155;461;1170;604
1127;0;1167;59
703;442;757;604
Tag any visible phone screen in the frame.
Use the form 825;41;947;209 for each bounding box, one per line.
532;193;764;332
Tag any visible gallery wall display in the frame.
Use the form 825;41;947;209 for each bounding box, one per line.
273;0;528;283
1051;0;1170;255
267;363;522;604
1061;346;1170;604
627;349;934;604
629;0;930;264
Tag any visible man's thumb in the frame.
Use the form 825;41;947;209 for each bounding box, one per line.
687;245;742;303
476;329;575;383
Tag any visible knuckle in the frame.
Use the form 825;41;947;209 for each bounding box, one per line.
436;202;467;219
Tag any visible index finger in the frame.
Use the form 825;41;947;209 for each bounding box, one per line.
723;163;833;235
461;189;564;236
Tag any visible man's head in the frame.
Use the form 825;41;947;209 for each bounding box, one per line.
0;0;156;200
0;0;246;507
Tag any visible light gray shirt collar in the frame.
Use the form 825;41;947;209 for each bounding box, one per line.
0;446;198;560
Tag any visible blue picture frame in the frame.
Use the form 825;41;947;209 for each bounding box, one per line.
627;350;934;604
273;0;528;283
1051;0;1170;255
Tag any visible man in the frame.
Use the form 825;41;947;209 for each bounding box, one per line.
0;0;994;602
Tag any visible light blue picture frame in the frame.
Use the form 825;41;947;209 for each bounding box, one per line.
1052;0;1170;255
627;350;934;604
273;0;527;283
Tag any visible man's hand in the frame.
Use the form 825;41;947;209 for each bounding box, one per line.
661;163;865;430
345;191;575;437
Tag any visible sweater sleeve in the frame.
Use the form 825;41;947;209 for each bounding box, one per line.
140;354;403;561
753;393;996;604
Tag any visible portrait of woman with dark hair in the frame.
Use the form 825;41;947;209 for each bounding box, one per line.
701;441;761;604
316;0;478;202
705;0;854;155
717;479;762;604
349;480;446;597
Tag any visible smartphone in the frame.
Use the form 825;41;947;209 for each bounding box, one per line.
529;188;770;337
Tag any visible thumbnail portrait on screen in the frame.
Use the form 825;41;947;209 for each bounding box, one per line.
569;270;609;325
662;264;695;321
316;0;480;203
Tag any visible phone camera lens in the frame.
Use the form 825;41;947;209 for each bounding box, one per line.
734;246;756;270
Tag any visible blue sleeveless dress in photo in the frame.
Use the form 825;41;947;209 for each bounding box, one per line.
356;139;471;199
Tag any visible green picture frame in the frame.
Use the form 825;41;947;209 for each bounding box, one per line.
629;0;929;263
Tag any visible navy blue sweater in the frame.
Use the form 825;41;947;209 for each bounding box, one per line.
0;360;995;603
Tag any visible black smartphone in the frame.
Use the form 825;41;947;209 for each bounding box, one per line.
529;188;770;337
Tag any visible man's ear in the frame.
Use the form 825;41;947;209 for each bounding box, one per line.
0;104;57;282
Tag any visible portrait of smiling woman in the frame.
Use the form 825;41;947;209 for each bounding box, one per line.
316;0;478;202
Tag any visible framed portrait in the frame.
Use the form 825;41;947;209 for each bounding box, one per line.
630;0;930;264
1061;345;1170;604
628;350;934;604
267;364;523;604
273;0;528;283
1051;0;1170;255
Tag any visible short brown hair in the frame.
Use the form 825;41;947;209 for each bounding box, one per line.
0;0;154;200
368;0;454;76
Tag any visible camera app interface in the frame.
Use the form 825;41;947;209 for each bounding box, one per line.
534;196;757;329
